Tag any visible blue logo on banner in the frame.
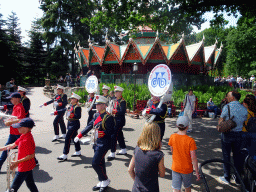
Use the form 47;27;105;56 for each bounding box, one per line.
88;80;95;89
151;72;166;88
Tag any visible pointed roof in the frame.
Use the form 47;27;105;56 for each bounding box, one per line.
144;38;168;64
90;45;105;65
80;48;89;67
137;44;153;60
102;43;120;64
120;38;143;64
214;42;223;67
186;36;205;64
76;33;223;72
168;36;190;65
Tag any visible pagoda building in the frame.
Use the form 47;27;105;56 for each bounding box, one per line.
75;27;223;86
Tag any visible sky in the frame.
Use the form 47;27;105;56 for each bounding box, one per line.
0;0;241;44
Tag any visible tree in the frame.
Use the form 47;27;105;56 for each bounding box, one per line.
225;16;256;77
25;19;48;85
4;11;24;84
40;0;94;75
88;1;254;38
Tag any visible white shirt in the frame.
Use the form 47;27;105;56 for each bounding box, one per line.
184;94;196;111
250;76;255;82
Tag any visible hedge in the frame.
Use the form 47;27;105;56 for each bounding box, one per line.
75;84;254;109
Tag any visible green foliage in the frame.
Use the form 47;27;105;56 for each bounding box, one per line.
225;16;256;77
75;84;254;110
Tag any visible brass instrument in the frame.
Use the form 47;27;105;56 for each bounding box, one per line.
106;99;116;115
6;149;17;192
86;97;96;112
142;64;173;123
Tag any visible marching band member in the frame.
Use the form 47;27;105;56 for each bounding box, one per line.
57;92;82;161
18;86;30;117
107;86;127;161
0;86;30;118
0;92;26;172
74;95;115;192
145;95;168;140
87;91;97;125
39;85;68;142
102;84;111;104
0;118;39;192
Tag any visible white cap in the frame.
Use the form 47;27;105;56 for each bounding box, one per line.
102;85;111;90
95;95;108;104
70;92;81;100
176;116;189;128
114;85;124;92
88;90;96;94
57;84;65;90
18;86;28;92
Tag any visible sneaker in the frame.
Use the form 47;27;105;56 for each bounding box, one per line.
57;154;67;161
92;182;102;191
117;149;127;155
52;135;59;142
219;176;230;185
101;179;110;187
60;134;66;139
71;151;81;157
107;152;115;161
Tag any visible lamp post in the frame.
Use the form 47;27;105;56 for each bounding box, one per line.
133;62;138;112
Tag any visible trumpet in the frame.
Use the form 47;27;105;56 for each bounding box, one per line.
106;99;116;115
6;149;17;192
86;97;96;112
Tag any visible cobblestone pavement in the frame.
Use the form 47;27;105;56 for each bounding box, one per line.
0;87;242;191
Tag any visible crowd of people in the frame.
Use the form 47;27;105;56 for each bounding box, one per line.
1;78;256;191
214;74;256;89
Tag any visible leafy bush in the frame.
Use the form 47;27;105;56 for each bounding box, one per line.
75;84;254;109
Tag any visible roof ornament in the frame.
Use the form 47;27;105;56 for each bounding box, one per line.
202;34;205;41
155;30;159;41
220;41;223;48
180;33;185;42
77;41;82;50
215;38;218;45
88;35;93;46
105;32;110;44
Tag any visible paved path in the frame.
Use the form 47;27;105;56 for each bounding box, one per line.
0;87;241;191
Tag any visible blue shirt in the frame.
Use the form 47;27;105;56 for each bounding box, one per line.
220;101;248;132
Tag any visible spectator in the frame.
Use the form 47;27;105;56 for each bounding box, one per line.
182;89;196;133
214;76;219;86
58;76;64;84
230;75;236;88
128;122;165;192
220;77;226;86
250;75;255;89
243;77;248;89
168;116;200;192
242;95;256;132
6;78;16;93
64;73;72;87
207;98;218;118
218;90;248;185
237;76;243;89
